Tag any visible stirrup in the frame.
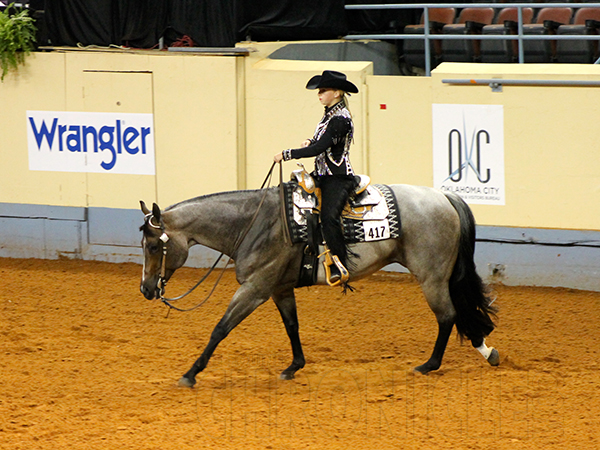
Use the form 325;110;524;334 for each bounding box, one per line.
320;249;349;287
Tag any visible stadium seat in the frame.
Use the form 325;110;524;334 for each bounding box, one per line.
441;7;495;62
481;8;534;63
403;8;456;69
522;7;573;63
556;8;600;63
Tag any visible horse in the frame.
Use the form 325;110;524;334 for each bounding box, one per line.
139;182;499;388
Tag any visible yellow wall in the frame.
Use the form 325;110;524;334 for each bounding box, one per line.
431;63;600;230
244;56;372;188
1;46;599;232
367;75;433;186
0;50;240;210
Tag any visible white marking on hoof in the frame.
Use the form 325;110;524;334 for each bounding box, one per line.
476;339;493;360
177;376;195;388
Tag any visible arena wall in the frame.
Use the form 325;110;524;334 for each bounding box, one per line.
0;43;598;290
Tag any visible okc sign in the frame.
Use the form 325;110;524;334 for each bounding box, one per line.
432;104;505;205
27;111;155;175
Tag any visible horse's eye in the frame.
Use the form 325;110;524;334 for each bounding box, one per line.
147;244;160;254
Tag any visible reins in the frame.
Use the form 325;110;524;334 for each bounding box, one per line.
153;162;279;313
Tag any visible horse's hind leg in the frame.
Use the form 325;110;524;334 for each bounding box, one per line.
414;279;456;374
415;281;500;373
272;288;305;380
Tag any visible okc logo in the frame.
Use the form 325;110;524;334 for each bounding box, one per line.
432;104;505;206
444;117;491;184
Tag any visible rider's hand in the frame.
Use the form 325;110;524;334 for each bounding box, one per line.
274;152;283;163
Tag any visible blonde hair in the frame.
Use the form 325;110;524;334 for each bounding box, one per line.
340;92;351;116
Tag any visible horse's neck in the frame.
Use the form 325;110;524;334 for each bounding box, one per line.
165;190;273;255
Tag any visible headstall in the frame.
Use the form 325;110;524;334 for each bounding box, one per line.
141;161;279;313
144;212;170;295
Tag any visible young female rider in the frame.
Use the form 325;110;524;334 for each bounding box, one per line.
274;70;359;286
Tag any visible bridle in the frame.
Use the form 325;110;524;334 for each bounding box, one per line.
143;212;174;296
142;161;284;313
143;208;226;312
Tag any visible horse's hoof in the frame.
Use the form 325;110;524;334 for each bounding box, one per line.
413;361;440;375
177;376;196;388
487;348;500;366
279;372;295;381
413;365;431;375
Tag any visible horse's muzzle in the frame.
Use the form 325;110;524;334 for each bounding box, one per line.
140;283;161;300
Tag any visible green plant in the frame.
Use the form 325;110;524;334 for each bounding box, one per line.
0;3;37;81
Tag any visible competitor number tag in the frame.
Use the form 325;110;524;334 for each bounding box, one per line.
363;219;390;241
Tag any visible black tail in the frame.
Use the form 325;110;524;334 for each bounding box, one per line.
444;193;497;344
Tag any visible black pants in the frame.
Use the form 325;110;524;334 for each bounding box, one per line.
317;174;358;269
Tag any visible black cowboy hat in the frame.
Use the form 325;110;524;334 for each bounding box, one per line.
305;70;359;94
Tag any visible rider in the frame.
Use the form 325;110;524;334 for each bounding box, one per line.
274;70;359;286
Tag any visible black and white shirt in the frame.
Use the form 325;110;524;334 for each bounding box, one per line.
283;100;354;176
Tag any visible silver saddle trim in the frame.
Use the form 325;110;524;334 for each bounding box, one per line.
350;186;390;220
292;190;317;225
291;173;389;225
355;174;370;195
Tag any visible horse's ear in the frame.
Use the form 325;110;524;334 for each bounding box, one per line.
140;200;150;215
152;203;162;221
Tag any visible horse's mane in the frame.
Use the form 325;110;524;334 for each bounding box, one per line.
164;188;271;212
140;187;276;235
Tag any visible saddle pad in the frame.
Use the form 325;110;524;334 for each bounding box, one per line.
282;181;401;245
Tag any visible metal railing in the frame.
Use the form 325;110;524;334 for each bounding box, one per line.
442;78;600;91
344;3;600;75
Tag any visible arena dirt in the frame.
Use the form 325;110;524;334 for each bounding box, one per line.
1;258;599;449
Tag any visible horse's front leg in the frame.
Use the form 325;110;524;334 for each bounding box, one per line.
178;283;270;387
272;288;305;380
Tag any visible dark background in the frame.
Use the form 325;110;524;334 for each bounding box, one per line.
26;0;425;48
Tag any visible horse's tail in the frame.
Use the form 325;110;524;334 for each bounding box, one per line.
444;193;497;344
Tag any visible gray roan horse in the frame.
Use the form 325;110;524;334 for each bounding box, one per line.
139;183;499;388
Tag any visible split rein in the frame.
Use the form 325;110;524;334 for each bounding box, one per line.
148;162;280;314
